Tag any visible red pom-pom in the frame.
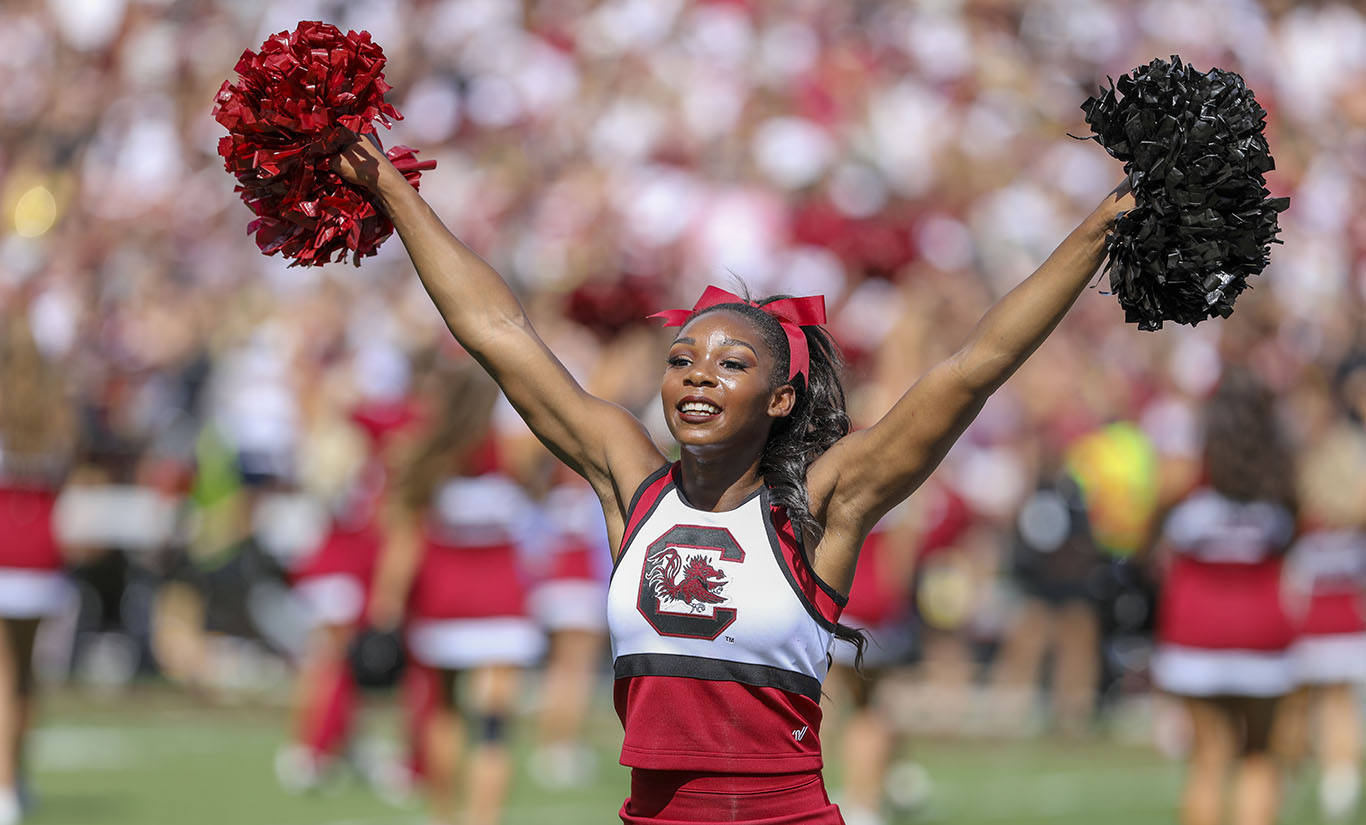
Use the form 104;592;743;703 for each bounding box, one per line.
213;21;435;267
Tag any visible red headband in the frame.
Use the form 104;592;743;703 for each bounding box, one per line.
648;286;827;382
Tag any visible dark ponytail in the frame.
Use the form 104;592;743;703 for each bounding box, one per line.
692;296;868;669
396;365;501;514
1203;367;1296;512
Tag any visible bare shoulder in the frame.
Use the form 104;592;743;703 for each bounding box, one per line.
584;417;669;558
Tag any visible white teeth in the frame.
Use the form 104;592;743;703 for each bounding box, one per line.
680;401;720;415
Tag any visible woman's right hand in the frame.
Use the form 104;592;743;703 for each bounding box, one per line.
333;133;398;194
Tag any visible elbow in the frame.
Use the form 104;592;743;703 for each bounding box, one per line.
458;307;530;353
948;347;1011;396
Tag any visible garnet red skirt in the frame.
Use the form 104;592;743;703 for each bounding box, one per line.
1152;555;1295;697
528;537;608;633
1292;591;1366;684
620;769;843;824
292;522;381;627
0;485;67;618
405;541;544;670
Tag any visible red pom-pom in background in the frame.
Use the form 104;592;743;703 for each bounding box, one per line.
213;21;435;266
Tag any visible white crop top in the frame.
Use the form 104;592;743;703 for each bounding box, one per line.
606;463;846;773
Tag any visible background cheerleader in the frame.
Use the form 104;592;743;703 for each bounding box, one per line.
1279;357;1366;821
0;305;77;825
821;509;919;825
277;352;421;791
526;467;611;790
1150;368;1299;825
369;363;544;825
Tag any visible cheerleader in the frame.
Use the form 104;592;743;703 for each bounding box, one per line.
528;470;611;789
1281;382;1366;821
277;385;420;791
334;136;1131;822
369;364;544;825
822;511;919;825
1151;369;1298;825
907;478;986;734
0;309;76;825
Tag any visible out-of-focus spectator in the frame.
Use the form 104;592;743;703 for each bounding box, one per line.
991;445;1107;738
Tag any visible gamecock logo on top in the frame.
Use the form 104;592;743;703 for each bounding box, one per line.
636;525;744;640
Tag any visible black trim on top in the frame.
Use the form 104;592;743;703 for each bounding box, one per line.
626;463;674;522
759;487;840;632
613;652;822;702
610;463;675;581
786;508;849;609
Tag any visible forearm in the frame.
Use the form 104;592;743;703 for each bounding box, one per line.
954;198;1122;392
372;170;529;352
369;520;421;629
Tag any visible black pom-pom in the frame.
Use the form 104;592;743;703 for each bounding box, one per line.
1076;56;1289;330
348;627;406;690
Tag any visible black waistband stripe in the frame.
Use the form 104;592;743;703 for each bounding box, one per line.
613;652;823;702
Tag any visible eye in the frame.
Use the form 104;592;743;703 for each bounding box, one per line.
720;359;748;371
667;355;691;368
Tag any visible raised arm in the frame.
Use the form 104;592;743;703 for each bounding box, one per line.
809;183;1134;569
335;139;664;539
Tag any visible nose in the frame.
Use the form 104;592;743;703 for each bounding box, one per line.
683;359;716;387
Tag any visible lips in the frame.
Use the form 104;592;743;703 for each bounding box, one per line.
677;395;722;423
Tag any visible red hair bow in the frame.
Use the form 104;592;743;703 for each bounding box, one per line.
648;286;827;382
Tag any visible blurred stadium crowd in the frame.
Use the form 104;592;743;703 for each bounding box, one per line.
0;0;1364;771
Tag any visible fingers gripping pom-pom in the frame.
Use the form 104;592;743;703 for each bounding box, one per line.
213;21;435;267
1075;56;1289;330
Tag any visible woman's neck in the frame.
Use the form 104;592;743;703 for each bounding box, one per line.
677;447;765;512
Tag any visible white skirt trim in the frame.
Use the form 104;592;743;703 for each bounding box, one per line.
1292;633;1366;685
1152;644;1293;697
529;580;608;632
0;568;70;618
408;617;545;669
294;574;366;628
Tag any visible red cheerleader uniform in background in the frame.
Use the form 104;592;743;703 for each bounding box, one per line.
1284;527;1366;685
0;456;68;618
833;519;912;669
286;399;420;766
1152;488;1297;698
528;481;610;635
292;400;420;628
404;437;544;671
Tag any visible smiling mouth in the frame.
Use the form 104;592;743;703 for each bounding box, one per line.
677;400;721;421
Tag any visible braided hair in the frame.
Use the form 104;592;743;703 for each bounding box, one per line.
689;296;868;669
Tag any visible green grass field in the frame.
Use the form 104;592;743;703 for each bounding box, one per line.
20;688;1354;825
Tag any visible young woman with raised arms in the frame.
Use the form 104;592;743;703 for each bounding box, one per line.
335;135;1131;824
